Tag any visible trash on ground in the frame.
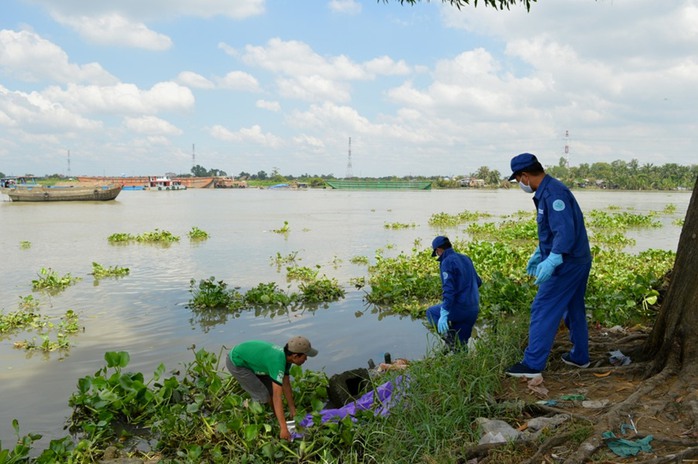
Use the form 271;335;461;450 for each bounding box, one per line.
476;418;520;444
525;414;570;433
602;431;653;457
609;349;632;366
560;394;586;401
527;376;549;397
582;399;610;409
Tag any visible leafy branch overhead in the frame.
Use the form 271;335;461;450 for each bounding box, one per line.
380;0;535;11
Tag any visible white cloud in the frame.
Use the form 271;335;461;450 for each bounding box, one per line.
216;71;260;91
0;84;102;132
293;134;325;152
41;81;195;114
177;72;215;89
52;13;172;50
328;0;362;15
123;115;182;135
209;124;282;148
0;29;117;84
256;100;281;111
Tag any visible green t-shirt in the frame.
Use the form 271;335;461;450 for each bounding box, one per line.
229;340;289;385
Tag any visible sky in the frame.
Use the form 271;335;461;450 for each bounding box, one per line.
0;0;696;179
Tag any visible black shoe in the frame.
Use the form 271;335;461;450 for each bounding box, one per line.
561;353;590;368
505;362;542;378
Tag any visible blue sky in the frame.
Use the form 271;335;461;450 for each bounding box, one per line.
1;0;696;178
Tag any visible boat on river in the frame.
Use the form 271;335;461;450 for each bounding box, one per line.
2;181;122;202
148;176;186;191
77;176;214;189
325;179;432;190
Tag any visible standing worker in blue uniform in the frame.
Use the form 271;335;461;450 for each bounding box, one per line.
505;153;592;378
426;236;482;352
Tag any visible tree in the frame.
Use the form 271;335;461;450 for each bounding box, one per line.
562;175;698;463
382;0;534;11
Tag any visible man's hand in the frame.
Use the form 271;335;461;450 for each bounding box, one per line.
534;252;563;285
437;307;449;334
526;246;542;276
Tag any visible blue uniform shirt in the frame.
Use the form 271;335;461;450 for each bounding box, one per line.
437;248;482;318
533;175;591;264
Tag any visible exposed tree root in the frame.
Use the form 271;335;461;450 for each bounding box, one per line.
634;446;698;463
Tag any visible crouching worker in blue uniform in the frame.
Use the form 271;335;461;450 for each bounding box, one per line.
505;153;592;378
426;236;482;352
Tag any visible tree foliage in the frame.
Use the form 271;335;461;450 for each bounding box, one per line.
381;0;534;11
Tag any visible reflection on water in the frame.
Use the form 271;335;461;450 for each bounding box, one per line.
0;188;690;444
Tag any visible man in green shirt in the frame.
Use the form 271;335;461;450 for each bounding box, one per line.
226;336;318;441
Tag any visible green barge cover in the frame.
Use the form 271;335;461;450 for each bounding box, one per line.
325;180;432;190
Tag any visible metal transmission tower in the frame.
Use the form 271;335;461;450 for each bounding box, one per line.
66;149;71;177
192;144;196;169
345;137;353;178
563;130;570;167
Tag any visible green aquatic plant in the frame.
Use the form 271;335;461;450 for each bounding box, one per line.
384;221;416;229
350;255;369;265
107;232;134;243
272;220;290;234
14;310;79;352
271;251;300;269
428;210;493;228
244;282;298;307
286;265;320;282
135;229;180;243
586;210;661;231
467;219;538;242
188;277;244;310
31;267;81;293
90;262;130;279
19;240;31;249
0;296;43;334
662;203;677;214
188;226;210;240
299;276;345;304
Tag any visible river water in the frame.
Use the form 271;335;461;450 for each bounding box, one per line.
0;187;690;446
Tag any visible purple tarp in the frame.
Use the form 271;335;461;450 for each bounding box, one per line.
292;375;406;439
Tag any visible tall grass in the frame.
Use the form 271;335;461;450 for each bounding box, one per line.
334;314;528;463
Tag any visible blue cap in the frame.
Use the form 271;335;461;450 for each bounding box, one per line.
508;153;539;181
431;236;449;256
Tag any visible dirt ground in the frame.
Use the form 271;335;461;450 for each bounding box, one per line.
494;324;698;463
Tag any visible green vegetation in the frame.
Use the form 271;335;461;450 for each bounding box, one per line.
108;229;180;245
366;209;675;326
19;240;31;249
0;203;684;462
31;267;81;293
187;226;210;241
1;296;80;352
272;221;290;234
428;210;493;227
350;255;370;265
90;262;130;279
188;277;245;310
383;221;416;229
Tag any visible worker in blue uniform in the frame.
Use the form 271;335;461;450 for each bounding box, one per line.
426;236;482;352
505;153;592;378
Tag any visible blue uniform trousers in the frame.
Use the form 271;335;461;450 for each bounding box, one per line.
426;304;478;346
523;260;591;371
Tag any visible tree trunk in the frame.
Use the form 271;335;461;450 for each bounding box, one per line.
636;175;698;378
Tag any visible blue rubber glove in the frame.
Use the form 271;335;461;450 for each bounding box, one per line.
534;252;563;285
437;307;449;334
526;246;542;276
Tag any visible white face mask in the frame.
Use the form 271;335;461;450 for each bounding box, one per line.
519;178;533;193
